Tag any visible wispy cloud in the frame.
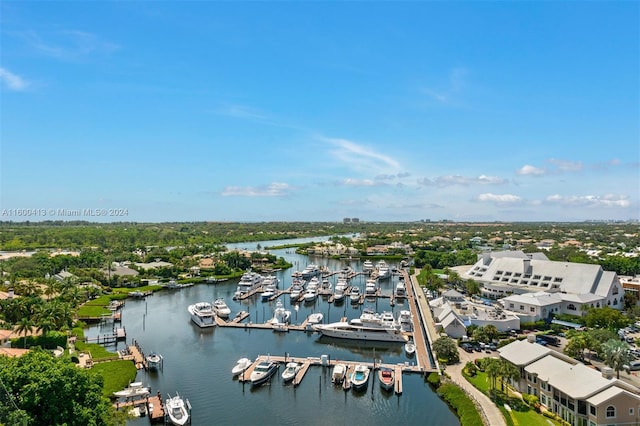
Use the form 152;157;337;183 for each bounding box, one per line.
421;67;468;105
517;165;546;176
374;172;411;181
0;67;29;91
336;178;382;187
322;137;401;174
548;158;583;172
221;182;296;197
476;193;522;204
212;104;268;120
418;174;507;187
545;194;631;208
21;30;118;60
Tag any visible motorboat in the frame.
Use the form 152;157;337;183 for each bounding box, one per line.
365;279;377;296
321;278;332;291
362;259;374;273
187;302;216;328
378;367;395;391
350;364;370;391
395;278;406;298
271;300;291;331
281;362;300;382
212;298;231;318
290;279;305;300
306;312;324;330
232;357;253;376
303;287;317;303
399;310;413;332
349;286;361;304
405;339;416;356
261;275;280;301
166;392;189;426
250;359;279;385
233;271;264;299
146;352;163;371
376;260;391;280
332;363;347;384
113;382;150;398
261;285;277;301
313;309;406;342
301;264;321;279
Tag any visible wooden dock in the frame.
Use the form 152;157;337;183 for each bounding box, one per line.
292;359;312;387
113;395;164;422
394;365;403;395
128;343;147;370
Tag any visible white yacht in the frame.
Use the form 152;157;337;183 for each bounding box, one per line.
261;275;280;301
365;278;378;296
395;279;406;298
212;298;231;318
233;271;264;299
405;339;416;356
271;300;291;331
303;287;317;303
313;309;406;342
187;302;216;328
113;382;150;398
376;260;391;280
399;310;413;332
146;353;163;371
349;286;361;304
350;364;370;391
232;358;252;376
332;363;347;384
333;278;347;303
250;359;279;385
301;264;321;279
362;259;374;273
290;279;304;301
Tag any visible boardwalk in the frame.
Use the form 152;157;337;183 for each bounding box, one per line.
404;270;438;372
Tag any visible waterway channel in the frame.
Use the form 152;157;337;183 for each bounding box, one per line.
89;236;459;425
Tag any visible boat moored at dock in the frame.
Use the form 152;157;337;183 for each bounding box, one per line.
332;363;347;384
232;357;252;376
250;359;279;385
312;310;406;342
187;302;216;328
350;364;370;391
233;271;264;299
166;392;189;426
378;367;395;391
213;298;231;318
281;362;301;382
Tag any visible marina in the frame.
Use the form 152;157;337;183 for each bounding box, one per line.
91;237;458;426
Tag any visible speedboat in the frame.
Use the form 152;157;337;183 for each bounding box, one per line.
306;312;324;330
146;352;163;371
113;382;150;398
405;339;416;356
378;367;395;391
187;302;216;328
281;362;300;382
166;392;189;426
332;363;347;384
232;357;252;376
250;359;279;385
350;364;370;391
349;286;361;304
212;298;231;318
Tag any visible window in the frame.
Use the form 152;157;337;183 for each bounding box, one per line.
541;394;547;405
543;276;552;281
554;277;563;283
606;405;615;418
509;303;514;308
590;405;596;416
505;271;512;276
520;305;524;310
521;280;529;285
567;304;576;311
530;307;535;312
534;275;541;279
497;270;504;275
578;400;587;415
514;273;522;277
613;286;619;295
630;408;634;416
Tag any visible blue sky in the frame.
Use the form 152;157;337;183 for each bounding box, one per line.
1;2;638;222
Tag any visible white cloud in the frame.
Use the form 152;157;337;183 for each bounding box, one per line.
23;30;118;59
0;67;29;91
322;137;401;173
545;194;631;208
338;178;381;187
212;104;267;120
476;193;522;203
517;165;546;176
418;174;507;187
548;158;583;172
221;182;295;197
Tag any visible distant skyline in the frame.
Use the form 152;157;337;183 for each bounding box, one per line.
1;2;638;223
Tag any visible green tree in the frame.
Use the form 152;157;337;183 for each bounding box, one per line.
602;339;631;379
499;360;521;397
0;348;120;426
564;333;589;361
15;317;34;348
584;306;630;330
484;357;502;399
464;279;481;296
432;336;460;364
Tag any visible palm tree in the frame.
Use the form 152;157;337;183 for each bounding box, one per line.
484;358;502;399
499;360;521;397
602;339;631;379
15;317;34;349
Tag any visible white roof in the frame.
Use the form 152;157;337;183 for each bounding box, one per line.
527;355;612;399
559;293;602;303
524;354;572;382
440;310;465;329
498;339;551;366
586;386;627;406
502;292;562;307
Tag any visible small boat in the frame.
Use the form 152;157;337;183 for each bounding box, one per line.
378;367;395;391
232;358;252;376
166;392;189;426
405;339;416;356
113;382;150;398
350;364;370;391
349;286;361;304
250;359;279;385
306;312;324;331
212;298;231;318
281;362;300;382
332;363;347;384
146;352;163;370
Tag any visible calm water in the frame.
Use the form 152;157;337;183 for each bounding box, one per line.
89;237;459;425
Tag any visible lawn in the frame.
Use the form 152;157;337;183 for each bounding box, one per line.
91;360;138;397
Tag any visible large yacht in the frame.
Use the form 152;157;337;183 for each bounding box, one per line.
187;302;216;328
233;271;264;299
376;260;391;280
301;264;321;279
312;309;406;342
